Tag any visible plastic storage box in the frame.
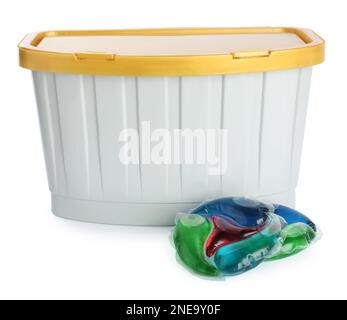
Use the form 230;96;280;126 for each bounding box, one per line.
19;28;325;225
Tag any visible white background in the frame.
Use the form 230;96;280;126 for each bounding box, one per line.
0;0;346;300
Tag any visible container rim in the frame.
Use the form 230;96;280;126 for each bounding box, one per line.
18;27;325;76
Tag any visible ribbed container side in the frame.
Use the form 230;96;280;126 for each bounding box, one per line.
33;68;312;224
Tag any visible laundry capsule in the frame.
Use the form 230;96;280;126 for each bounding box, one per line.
172;197;319;277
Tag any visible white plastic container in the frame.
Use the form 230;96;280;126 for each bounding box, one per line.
19;28;325;225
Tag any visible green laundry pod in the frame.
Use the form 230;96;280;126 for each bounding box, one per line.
266;223;317;261
172;214;219;277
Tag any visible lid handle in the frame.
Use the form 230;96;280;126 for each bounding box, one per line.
74;52;116;61
232;50;271;59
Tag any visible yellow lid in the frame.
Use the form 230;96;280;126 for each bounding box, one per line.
18;28;325;76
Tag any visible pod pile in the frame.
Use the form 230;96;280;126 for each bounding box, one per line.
172;197;318;277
